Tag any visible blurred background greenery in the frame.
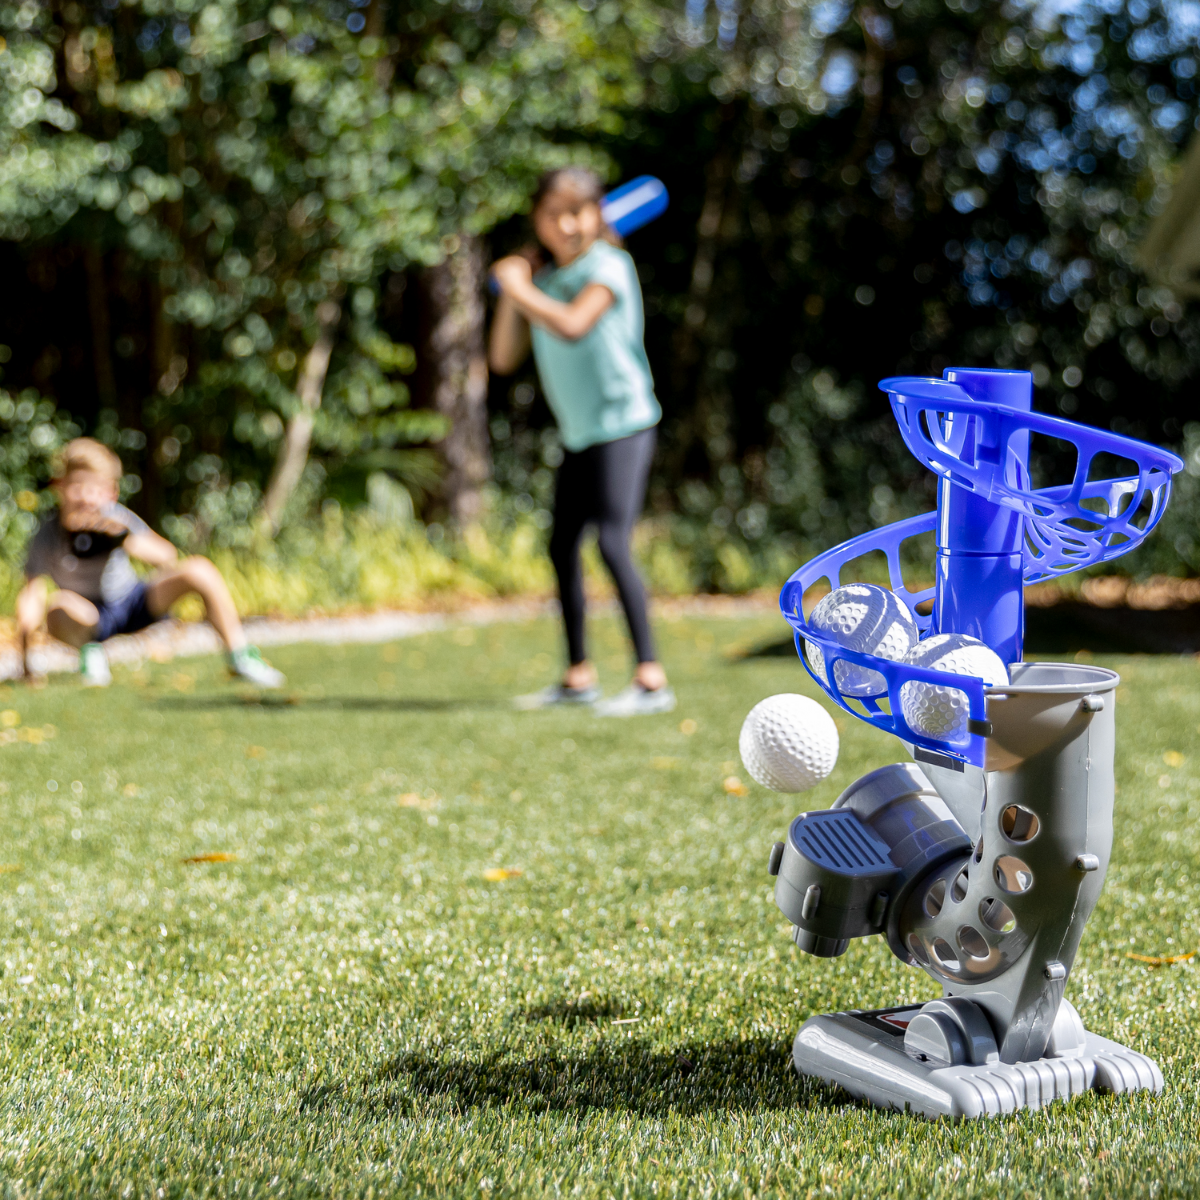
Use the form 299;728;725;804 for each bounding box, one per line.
0;0;1198;613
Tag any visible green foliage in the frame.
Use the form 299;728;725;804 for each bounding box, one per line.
171;505;774;620
205;503;555;613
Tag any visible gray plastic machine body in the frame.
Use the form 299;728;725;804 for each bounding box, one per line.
770;662;1164;1117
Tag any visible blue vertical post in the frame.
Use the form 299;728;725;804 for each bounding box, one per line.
934;368;1031;666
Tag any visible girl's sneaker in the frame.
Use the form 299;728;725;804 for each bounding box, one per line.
513;683;601;710
229;646;286;689
594;684;676;717
79;642;112;688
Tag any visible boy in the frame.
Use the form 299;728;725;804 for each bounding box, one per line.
15;438;284;688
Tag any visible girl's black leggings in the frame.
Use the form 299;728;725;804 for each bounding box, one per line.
548;426;657;666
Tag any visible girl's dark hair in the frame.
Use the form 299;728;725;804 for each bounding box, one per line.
531;166;620;244
532;167;605;211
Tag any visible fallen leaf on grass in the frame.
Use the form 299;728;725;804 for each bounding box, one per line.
483;867;522;882
724;776;748;797
1126;949;1197;967
0;864;21;873
679;719;697;735
396;793;435;810
182;853;237;864
651;757;678;770
122;783;139;797
0;711;18;729
245;745;265;759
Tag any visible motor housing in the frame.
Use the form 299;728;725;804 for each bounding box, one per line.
770;762;971;958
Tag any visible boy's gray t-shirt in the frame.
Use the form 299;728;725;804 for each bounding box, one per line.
24;503;150;605
529;240;661;453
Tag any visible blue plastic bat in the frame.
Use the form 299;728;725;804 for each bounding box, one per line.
488;175;668;294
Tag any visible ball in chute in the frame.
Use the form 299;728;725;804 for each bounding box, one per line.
805;583;919;697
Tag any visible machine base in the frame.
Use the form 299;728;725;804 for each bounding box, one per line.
793;1005;1164;1119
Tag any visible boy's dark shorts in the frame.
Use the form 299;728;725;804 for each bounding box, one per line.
94;582;162;643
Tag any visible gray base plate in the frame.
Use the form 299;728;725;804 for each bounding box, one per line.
794;1005;1164;1119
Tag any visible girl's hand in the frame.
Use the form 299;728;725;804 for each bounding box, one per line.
492;255;534;294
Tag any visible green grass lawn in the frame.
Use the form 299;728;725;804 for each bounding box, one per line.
0;612;1196;1197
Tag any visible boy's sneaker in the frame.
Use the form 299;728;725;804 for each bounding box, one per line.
513;683;601;711
229;646;286;689
79;642;112;688
594;684;676;718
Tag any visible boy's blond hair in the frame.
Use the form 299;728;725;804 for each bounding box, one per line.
54;438;122;484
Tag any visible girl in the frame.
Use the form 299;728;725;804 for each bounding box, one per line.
489;167;673;717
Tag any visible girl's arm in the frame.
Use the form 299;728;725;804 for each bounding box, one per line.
492;256;614;343
488;292;532;375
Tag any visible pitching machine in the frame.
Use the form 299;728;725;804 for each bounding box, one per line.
771;367;1181;1118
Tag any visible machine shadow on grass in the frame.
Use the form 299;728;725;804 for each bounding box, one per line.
302;1033;841;1118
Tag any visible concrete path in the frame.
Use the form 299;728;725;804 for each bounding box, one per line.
9;594;776;681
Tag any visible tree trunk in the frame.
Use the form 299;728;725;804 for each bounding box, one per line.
365;0;395;87
83;244;117;408
666;115;737;482
259;300;340;532
421;235;491;524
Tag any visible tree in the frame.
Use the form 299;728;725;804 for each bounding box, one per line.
4;0;1200;589
0;0;673;533
550;0;1200;581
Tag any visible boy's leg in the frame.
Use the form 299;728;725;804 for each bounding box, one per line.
46;591;101;648
145;557;284;687
46;592;110;687
144;557;246;651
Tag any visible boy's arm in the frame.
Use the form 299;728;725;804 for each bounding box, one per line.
15;577;47;680
492;257;614;341
124;529;179;568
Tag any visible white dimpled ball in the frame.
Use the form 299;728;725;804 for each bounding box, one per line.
739;694;839;793
899;633;1009;740
805;583;919;697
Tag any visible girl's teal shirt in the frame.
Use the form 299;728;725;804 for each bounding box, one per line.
529;240;662;453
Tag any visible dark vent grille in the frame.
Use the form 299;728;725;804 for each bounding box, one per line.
793;810;892;874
